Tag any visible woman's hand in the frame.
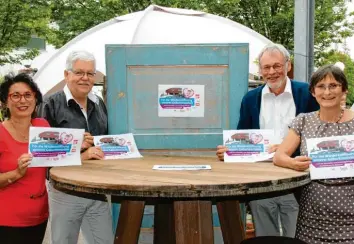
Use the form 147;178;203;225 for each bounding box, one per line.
216;145;228;161
290;156;311;171
268;144;279;153
16;154;32;177
81;146;104;160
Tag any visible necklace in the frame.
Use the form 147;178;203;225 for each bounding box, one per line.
317;109;344;123
9;120;31;141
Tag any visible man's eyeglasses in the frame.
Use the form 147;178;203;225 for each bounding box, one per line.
315;83;342;92
70;70;96;78
8;92;35;103
261;63;285;73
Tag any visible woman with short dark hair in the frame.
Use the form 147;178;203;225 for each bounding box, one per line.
274;64;354;243
0;73;49;244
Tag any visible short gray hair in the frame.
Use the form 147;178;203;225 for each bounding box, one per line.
257;43;290;67
65;50;96;71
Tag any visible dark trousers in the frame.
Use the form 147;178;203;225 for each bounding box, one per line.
0;220;48;244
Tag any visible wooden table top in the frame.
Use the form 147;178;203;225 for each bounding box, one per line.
50;155;310;198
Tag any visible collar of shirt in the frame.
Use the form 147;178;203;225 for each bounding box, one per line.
262;77;292;97
63;85;98;106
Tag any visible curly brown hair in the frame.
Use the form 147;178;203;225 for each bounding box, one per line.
0;73;43;119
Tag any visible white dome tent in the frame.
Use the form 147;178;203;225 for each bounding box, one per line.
0;44;56;77
34;4;272;95
31;46;57;70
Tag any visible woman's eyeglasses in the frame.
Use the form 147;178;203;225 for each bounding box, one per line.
8;92;35;103
315;83;342;92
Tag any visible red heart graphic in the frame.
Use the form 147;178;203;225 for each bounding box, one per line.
183;88;195;98
60;132;73;145
115;138;126;146
250;133;263;144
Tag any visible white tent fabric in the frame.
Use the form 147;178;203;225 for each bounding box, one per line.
0;45;56;77
31;46;57;70
34;5;272;95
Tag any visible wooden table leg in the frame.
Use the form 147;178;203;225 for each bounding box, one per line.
217;200;245;244
114;200;145;244
174;200;214;244
154;203;176;244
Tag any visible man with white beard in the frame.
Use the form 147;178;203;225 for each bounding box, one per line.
216;43;319;237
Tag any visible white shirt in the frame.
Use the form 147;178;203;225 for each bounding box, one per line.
63;85;98;120
259;78;296;143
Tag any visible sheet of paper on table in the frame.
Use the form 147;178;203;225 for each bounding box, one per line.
307;135;354;180
153;165;212;170
223;129;278;163
93;133;142;159
28;127;84;167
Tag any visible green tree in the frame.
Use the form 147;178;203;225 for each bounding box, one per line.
48;0;206;47
0;0;52;65
48;0;122;47
49;0;354;67
208;0;354;65
48;0;241;47
319;50;354;106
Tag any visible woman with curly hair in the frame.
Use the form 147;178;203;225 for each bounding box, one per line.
0;73;49;244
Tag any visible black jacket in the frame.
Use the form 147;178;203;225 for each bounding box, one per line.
38;91;108;136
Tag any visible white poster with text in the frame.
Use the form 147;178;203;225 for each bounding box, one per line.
307;135;354;180
158;84;204;117
28;127;84;167
94;133;142;160
223;129;276;163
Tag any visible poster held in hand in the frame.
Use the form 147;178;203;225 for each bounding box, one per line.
28;127;84;167
94;133;142;159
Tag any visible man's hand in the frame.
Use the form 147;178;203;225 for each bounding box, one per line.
81;146;104;160
216;145;228;161
81;132;94;150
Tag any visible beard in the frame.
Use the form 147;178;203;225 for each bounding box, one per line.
266;77;285;90
264;64;288;90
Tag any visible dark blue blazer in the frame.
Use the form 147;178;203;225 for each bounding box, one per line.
237;80;319;130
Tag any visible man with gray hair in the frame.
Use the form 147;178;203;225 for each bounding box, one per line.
39;50;113;244
217;43;319;237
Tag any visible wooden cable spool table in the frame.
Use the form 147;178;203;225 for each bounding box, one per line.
50;155;310;244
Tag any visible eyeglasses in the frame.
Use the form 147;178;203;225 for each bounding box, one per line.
70;70;96;78
315;83;342;92
8;92;35;103
261;63;285;73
